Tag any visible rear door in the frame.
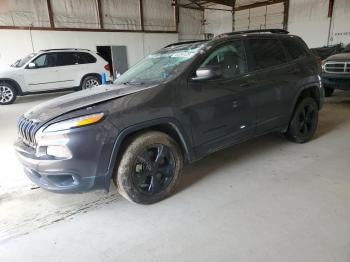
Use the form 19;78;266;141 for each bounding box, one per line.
55;52;79;88
246;37;295;135
185;40;258;155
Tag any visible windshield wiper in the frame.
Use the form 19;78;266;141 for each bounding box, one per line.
122;81;145;86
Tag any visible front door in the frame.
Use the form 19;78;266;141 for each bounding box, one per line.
184;40;257;155
23;52;61;92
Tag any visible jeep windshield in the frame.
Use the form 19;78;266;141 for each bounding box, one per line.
11;53;37;67
114;42;204;85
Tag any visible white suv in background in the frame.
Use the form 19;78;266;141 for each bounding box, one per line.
0;48;110;105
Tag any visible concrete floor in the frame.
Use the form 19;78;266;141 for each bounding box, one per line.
0;91;350;262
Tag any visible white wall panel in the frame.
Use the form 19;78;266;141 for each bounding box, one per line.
51;0;100;29
288;0;329;48
204;4;232;36
178;7;203;40
0;30;178;68
234;3;284;31
143;0;176;31
0;0;50;27
102;0;141;30
329;0;350;45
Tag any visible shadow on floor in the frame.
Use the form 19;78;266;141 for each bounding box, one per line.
178;92;350;194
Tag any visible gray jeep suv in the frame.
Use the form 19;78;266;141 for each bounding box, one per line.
15;29;324;204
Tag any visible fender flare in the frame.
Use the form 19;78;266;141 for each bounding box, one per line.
289;82;322;118
103;117;195;190
0;78;23;95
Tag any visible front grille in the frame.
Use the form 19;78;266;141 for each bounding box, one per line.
325;62;350;74
17;116;40;147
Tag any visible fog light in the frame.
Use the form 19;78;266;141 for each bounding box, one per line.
46;145;72;158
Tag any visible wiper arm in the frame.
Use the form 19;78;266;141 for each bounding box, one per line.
122;81;144;86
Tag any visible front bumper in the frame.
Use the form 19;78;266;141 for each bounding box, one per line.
14;123;116;193
322;73;350;89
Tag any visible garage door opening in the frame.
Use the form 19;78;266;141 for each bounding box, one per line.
96;46;128;80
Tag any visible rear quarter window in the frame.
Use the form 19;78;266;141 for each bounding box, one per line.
77;52;97;64
282;38;309;60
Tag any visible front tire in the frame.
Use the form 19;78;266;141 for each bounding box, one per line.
81;75;101;90
114;131;183;204
0;82;17;105
285;97;319;143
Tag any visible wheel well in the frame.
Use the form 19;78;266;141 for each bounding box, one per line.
297;86;320;108
0;79;22;95
80;73;102;87
118;124;191;164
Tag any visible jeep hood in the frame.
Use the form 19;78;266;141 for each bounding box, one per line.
326;53;350;61
24;84;156;122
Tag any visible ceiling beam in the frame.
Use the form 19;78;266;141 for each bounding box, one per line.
46;0;54;28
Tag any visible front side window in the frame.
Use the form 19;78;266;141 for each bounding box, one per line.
198;41;248;78
248;39;287;70
32;53;58;68
115;42;204;85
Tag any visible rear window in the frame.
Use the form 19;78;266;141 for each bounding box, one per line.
77;52;97;64
248;39;287;70
282;38;308;60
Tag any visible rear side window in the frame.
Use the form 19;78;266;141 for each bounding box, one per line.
282;38;308;60
57;52;77;66
77;52;97;64
248;39;287;70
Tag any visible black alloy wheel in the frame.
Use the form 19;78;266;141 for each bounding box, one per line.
132;144;176;195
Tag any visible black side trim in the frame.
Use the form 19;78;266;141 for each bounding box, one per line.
28;80;74;86
21;87;77;96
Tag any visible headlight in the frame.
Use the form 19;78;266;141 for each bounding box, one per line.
44;113;104;133
321;60;326;72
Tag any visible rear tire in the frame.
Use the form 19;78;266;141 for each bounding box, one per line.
113;131;183;204
81;75;101;90
0;82;17;105
285;97;318;143
324;86;334;97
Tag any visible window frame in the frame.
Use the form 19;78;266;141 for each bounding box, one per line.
27;52;59;69
281;37;309;62
76;52;97;64
189;39;249;81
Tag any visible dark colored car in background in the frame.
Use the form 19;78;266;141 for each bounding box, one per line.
321;52;350;97
15;29;324;204
311;43;350;97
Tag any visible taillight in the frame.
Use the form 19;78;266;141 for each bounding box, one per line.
104;64;110;72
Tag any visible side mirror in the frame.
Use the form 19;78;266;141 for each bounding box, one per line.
192;66;222;81
27;62;36;69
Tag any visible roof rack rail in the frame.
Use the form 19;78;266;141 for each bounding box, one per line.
40;48;91;52
164;40;207;48
225;29;289;36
